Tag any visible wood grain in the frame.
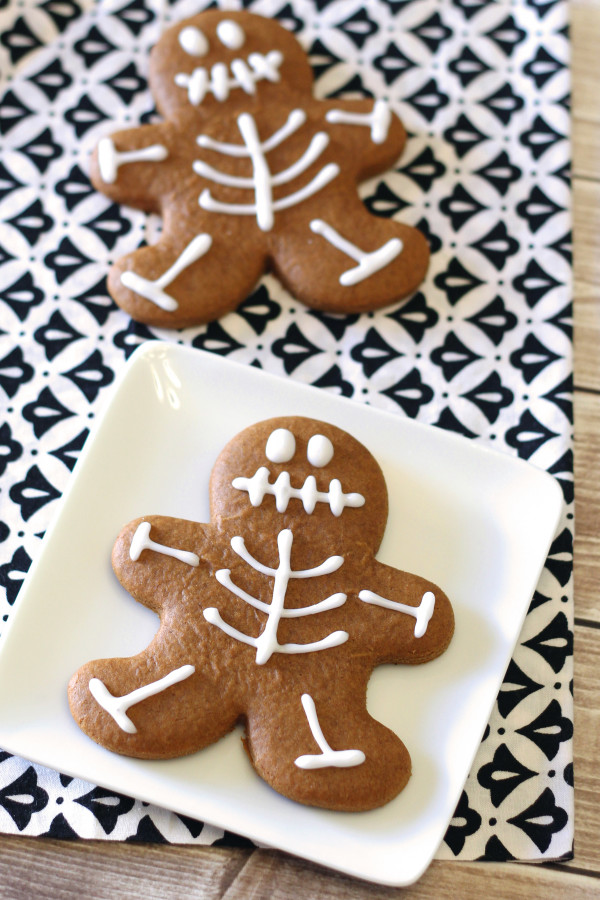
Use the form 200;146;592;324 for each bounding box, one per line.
568;626;600;874
574;391;600;624
0;1;597;895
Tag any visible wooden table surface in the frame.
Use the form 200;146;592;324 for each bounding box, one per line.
1;2;598;896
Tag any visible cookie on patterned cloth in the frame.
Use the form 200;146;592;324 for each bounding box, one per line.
89;9;430;328
68;416;453;812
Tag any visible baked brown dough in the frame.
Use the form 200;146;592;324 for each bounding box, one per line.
68;417;453;811
89;9;430;327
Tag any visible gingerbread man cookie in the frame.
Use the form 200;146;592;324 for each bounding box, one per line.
90;10;430;328
69;417;453;812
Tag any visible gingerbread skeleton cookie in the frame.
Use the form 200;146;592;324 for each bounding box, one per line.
69;417;453;812
90;10;430;327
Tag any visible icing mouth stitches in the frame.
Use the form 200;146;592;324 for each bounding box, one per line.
232;466;365;516
175;50;283;105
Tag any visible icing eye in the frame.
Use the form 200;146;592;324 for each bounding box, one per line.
179;26;209;57
216;19;245;50
266;428;296;464
307;435;334;467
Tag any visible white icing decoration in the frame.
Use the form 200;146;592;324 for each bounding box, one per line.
177;67;208;106
97;138;168;184
216;19;245;50
215;569;346;617
358;590;436;638
237;112;273;231
193;133;329;190
195;110;338;230
325;99;392;144
230;58;255;95
247;51;282;83
129;521;200;567
199;167;340;227
174;50;282;105
232;467;365;516
197;109;306;157
211;62;229;102
205;528;348;665
265;428;296;463
120;233;212;311
89;665;195;734
294;694;366;769
307;434;333;468
179;26;209;57
310;219;403;286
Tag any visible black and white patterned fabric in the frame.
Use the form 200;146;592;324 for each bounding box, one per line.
0;0;573;861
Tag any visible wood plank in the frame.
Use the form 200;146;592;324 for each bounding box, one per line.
571;4;600;392
567;625;600;874
572;119;600;180
573;177;600;394
222;851;600;899
0;837;251;900
573;177;600;293
4;832;599;900
574;390;600;624
571;2;600;128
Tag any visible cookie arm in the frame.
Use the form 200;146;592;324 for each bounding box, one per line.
317;98;406;179
89;123;175;210
354;561;454;664
111;516;211;615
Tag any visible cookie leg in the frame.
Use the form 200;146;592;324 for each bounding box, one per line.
245;685;411;811
109;226;266;327
272;205;429;314
68;653;241;759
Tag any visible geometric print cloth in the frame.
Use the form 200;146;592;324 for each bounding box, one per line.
0;0;573;862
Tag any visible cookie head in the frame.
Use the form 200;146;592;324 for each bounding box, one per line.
209;417;389;553
149;10;314;117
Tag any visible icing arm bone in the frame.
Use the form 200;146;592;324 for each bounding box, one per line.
129;521;200;567
90;124;174;206
359;589;436;638
319;98;407;178
97;138;168;185
326;99;392;145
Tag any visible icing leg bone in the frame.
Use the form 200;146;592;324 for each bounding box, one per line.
120;233;212;311
89;665;195;734
358;590;436;638
130;521;200;567
294;694;366;769
310;219;403;287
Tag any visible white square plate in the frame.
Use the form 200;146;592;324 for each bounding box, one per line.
0;343;563;886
